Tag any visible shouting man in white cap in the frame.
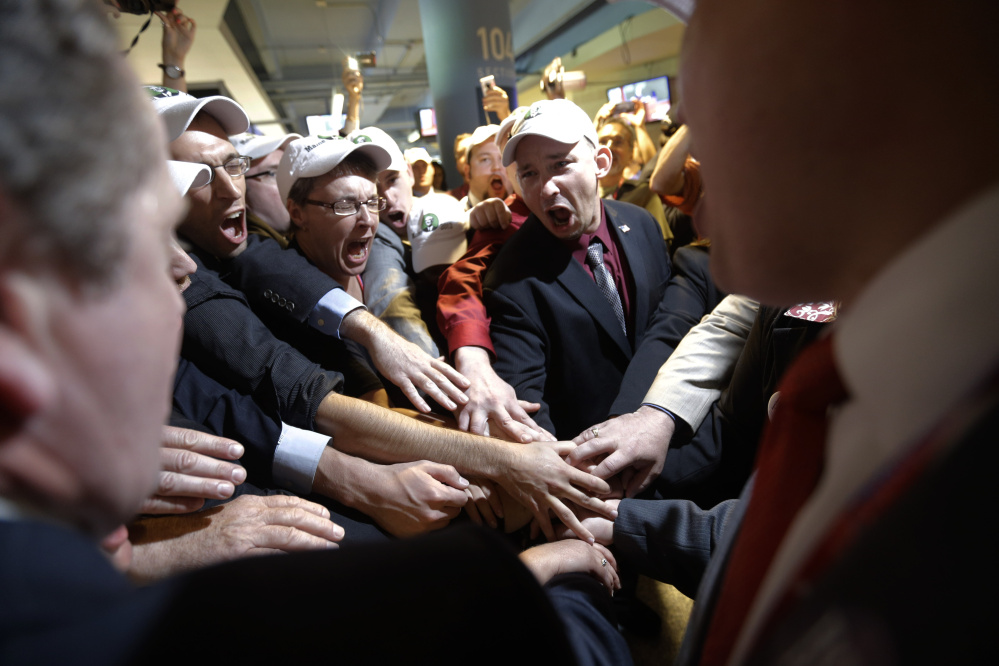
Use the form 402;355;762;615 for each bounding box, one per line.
483;98;713;468
229;131;302;246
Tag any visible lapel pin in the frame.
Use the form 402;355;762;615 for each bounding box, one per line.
619;225;630;233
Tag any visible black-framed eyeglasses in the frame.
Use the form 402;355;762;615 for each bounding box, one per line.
245;169;276;180
198;156;251;186
304;197;387;216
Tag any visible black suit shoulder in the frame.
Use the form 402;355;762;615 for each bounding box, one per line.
225;234;340;325
182;253;344;430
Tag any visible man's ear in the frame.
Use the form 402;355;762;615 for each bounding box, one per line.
287;198;307;232
594;145;613;179
0;271;57;423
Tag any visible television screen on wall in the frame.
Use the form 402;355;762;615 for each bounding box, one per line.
606;75;671;122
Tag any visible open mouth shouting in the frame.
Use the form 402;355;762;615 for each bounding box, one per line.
220;209;247;246
546;204;574;230
384;209;407;232
488;175;508;198
344;235;373;269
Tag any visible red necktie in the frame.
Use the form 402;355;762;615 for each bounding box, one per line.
698;335;848;665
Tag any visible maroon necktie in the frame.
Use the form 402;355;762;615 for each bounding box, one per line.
698;335;848;665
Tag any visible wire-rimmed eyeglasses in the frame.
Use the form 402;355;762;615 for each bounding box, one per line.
304;197;387;216
198;156;251;186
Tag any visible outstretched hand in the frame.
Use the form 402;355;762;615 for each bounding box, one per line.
568;406;675;497
520;540;621;593
128;494;343;582
454;346;554;443
344;310;470;413
363;460;469;537
496;441;616;544
141;426;247;515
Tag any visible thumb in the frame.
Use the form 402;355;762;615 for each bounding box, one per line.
424;463;469;490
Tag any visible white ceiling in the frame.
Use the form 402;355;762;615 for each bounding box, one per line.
114;0;684;152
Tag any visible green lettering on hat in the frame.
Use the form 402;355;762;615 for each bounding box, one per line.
144;85;182;99
421;213;440;232
352;134;372;144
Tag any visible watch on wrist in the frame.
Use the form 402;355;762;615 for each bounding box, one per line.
158;63;185;79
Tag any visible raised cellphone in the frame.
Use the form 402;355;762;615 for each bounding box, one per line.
479;75;495;96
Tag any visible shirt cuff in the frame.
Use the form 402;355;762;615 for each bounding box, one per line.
445;320;496;356
640;403;678;423
308;288;365;339
272;423;330;495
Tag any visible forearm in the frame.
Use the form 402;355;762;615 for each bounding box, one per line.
651;125;691;197
343;95;361;135
314;391;514;480
642;294;758;429
436;233;505;356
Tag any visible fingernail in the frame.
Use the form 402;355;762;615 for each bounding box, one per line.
332;525;345;539
458;476;469;486
217;481;234;497
587;536;595;545
229;444;244;458
611;510;619;518
231;467;246;483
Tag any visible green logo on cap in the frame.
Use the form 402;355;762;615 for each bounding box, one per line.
421;213;440;232
352;134;372;144
316;134;345;141
524;104;544;120
144;85;182;99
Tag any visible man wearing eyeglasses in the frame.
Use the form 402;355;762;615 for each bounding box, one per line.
230;131;302;248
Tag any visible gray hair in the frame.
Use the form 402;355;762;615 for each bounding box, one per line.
0;0;162;286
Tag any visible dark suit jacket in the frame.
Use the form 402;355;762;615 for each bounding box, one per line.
0;522;627;665
172;356;284;488
485;200;721;443
183;256;343;430
216;236;383;399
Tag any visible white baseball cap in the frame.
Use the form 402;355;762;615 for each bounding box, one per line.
349;127;407;173
229;132;302;161
166;160;212;196
277;134;392;202
404;147;433;166
144;86;250;141
495;107;529;155
502;99;599;166
465;124;500;162
409;194;469;274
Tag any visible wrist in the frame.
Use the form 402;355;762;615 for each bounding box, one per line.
314;447;371;506
454;345;491;373
339;308;379;346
